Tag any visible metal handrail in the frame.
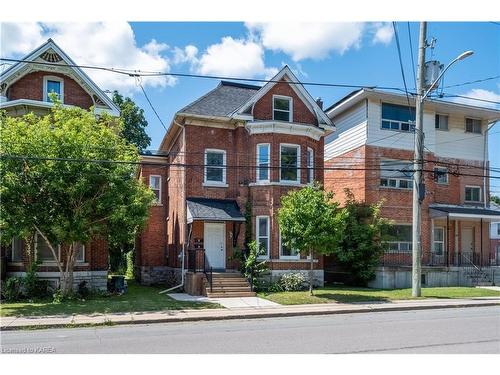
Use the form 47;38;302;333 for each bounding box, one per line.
203;252;213;293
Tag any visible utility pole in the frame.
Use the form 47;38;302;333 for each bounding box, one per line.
412;22;427;298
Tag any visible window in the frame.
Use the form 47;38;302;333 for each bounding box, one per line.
7;237;23;262
149;175;161;204
280;144;300;183
433;227;445;255
307;147;314;184
280;232;299;259
204;149;226;185
74;242;85;263
381;103;415;132
386;225;412;252
256;216;270;258
435;114;449;130
379;159;413;189
465;118;481;134
433;167;448;184
256;144;270;182
36;234;58;262
465;186;481;202
497;223;500;236
273;96;292;122
44;76;63;102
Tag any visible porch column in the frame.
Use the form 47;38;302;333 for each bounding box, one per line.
455;220;459;266
480;218;483;267
430;218;434;265
446;215;450;267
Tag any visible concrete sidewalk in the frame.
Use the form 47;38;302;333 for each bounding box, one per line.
1;297;499;331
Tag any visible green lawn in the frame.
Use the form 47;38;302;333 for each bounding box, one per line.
0;282;219;317
259;286;500;305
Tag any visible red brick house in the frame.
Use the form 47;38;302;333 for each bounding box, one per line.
1;39;120;290
323;89;500;287
136;66;334;294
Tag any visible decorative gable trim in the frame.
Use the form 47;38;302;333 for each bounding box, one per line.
245;121;325;141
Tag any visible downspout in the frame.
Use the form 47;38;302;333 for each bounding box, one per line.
483;121;497;208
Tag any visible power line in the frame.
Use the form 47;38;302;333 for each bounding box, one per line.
392;22;414;116
435;94;500;106
407;22;417;90
443;75;500;89
136;78;167;131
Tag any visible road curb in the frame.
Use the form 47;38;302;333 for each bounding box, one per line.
1;300;499;331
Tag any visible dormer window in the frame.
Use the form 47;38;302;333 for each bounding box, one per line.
273;95;292;122
43;76;64;102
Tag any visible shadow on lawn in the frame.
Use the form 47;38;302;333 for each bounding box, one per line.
316;293;391;304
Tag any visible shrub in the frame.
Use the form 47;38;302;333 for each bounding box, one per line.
77;280;90;299
23;262;50;300
278;272;307;291
2;277;23;301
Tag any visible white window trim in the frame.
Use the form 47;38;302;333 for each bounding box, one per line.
204;149;227;186
432;226;445;254
386;224;413;253
433;166;448;185
465;185;482;203
279;232;300;260
8;237;23;264
465;117;482;134
256;143;271;183
75;243;86;263
272;95;293;122
379;177;413;190
35;233;60;264
307;147;314;184
279;143;301;184
43;75;64;103
149;175;162;205
435;113;449;131
256;215;270;260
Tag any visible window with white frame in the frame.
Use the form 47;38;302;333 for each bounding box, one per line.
465;118;481;134
204;149;226;184
306;147;314;184
379;159;413;189
433;227;445;255
44;76;63;102
35;234;58;262
433;166;448;184
465;186;481;202
386;224;413;252
7;237;23;262
435;114;449;130
256;144;270;182
149;175;161;204
280;232;299;259
280;144;300;183
381;103;415;132
74;242;85;263
273;96;292;122
256;216;270;258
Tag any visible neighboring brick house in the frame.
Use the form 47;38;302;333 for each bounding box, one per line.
323;88;500;288
0;39;120;290
136;66;334;292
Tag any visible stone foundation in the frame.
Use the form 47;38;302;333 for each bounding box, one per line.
136;266;182;286
262;269;324;287
6;271;108;291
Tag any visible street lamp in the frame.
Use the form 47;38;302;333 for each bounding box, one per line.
422;50;474;101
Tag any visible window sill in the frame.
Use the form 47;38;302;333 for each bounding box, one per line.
249;181;306;187
379;186;412;191
279;256;301;261
7;262;23;266
271;259;319;263
278;180;302;186
203;182;228;188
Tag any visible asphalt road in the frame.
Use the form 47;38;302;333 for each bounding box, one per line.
1;306;499;354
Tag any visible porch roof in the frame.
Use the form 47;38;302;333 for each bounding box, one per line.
186;197;245;224
429;204;500;221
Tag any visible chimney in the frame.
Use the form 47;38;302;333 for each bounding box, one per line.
316;97;323;109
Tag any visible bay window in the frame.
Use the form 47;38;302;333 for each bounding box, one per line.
280;232;299;259
307;147;314;184
256;216;270;258
280;144;300;183
256;144;270;182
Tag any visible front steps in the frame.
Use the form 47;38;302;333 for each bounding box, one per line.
204;272;256;298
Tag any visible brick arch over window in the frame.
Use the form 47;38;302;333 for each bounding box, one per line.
252;79;317;126
6;71;94;109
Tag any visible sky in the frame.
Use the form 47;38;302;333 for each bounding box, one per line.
1;21;499;194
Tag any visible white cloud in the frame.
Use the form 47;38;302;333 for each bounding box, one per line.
451;89;500;109
246;22;365;61
0;22;174;94
173;45;198;65
372;22;394;45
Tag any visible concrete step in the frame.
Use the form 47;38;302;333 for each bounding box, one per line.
206;280;250;285
206;291;257;298
206;286;252;292
211;273;244;278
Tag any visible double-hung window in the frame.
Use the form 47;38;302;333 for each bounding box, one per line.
306;147;314;184
273;96;292;122
433;166;448;184
8;237;23;263
379;159;413;189
149;175;162;204
435;114;449;130
256;216;270;258
44;76;63;102
465;186;481;202
381;103;415;132
256;144;270;182
36;234;58;262
465;118;481;134
204;149;226;185
74;242;85;263
280;144;300;183
433;227;445;255
386;225;413;252
280;232;299;259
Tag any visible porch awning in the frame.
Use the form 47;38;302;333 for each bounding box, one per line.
429;204;500;221
186;197;245;224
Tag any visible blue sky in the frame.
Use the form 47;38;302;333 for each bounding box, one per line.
2;21;499;193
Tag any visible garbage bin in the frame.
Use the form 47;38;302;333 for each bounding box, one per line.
109;275;127;294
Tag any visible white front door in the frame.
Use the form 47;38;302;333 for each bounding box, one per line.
462;227;474;254
204;222;225;270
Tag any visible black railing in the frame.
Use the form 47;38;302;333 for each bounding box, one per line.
187;248;213;292
380;249;495;268
203;252;213;293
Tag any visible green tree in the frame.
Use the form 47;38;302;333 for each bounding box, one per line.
278;184;342;295
491;195;500;206
112;91;151;152
0;104;155;295
332;189;391;286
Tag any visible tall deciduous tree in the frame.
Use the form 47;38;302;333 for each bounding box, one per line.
0;105;155;295
112;91;151;152
278;184;342;295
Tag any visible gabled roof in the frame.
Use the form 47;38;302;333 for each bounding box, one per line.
0;39;120;116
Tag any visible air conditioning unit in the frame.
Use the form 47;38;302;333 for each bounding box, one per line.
424;60;444;91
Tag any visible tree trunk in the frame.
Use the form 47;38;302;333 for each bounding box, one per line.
61;243;76;296
309;249;314;296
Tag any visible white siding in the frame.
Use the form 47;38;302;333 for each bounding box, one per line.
325;101;367;160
